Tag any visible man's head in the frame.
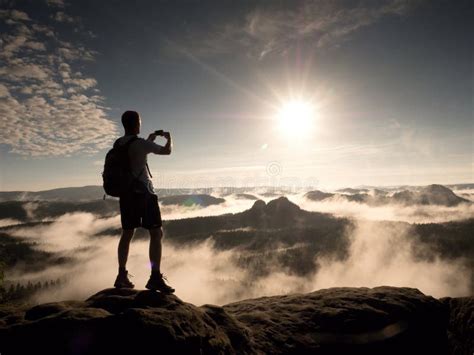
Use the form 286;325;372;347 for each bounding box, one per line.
121;110;141;135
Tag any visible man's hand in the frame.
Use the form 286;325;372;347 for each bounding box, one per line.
152;130;169;139
147;132;158;142
148;131;171;154
161;131;172;155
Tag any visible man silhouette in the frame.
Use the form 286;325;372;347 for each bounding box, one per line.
113;110;174;293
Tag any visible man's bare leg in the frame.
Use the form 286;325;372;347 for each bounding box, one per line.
118;228;135;269
149;227;163;272
114;228;135;288
146;227;174;293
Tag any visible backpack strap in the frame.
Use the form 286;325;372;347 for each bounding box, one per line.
145;163;152;178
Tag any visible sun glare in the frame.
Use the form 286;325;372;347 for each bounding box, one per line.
277;100;315;137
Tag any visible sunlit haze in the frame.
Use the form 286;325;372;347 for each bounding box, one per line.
0;0;472;191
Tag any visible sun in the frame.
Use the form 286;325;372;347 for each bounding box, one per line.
276;100;315;137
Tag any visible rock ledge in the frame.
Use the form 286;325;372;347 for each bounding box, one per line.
0;286;471;354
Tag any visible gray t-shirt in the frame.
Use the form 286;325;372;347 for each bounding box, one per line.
116;134;165;194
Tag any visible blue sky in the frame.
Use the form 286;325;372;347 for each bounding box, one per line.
0;0;472;191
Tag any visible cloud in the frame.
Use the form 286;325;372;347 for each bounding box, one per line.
0;218;22;227
58;44;96;61
4;9;31;22
52;11;76;23
0;6;118;156
31;24;55;37
1;63;50;80
63;77;98;90
46;0;65;7
0;84;10;97
174;0;422;60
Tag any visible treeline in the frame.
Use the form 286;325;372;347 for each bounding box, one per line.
1;278;63;303
412;219;474;261
0;231;72;272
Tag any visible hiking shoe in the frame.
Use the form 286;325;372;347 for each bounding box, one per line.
145;273;175;293
114;270;135;289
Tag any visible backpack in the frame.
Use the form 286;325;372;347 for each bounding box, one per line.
102;136;139;198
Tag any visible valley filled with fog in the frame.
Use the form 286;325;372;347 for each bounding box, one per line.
0;183;472;306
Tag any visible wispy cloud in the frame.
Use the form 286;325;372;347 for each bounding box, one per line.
0;6;118;157
45;0;66;8
51;11;76;24
175;0;422;60
3;9;31;22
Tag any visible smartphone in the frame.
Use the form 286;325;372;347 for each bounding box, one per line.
155;130;164;136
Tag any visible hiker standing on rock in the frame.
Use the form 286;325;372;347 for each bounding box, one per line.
108;110;175;293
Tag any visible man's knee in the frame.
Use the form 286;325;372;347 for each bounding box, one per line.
149;227;163;241
121;228;135;241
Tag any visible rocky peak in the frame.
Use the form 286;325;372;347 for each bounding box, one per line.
265;196;301;214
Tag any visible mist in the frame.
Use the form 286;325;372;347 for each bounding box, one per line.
289;193;474;224
159;192;300;220
311;219;470;297
160;195;256;220
161;189;474;224
2;195;471;305
0;218;21;227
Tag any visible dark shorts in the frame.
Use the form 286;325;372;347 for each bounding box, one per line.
119;191;162;230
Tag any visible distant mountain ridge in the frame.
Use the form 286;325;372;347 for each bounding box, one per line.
0;186;105;202
305;184;471;207
1;183;472;203
0;186;296;202
0;194;227;222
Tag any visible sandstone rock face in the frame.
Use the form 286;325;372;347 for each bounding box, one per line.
1;287;253;355
441;296;474;354
0;286;471;354
224;286;450;354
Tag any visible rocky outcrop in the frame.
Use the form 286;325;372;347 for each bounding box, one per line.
1;288;253;355
392;184;469;206
440;296;474;354
241;196;305;228
0;286;471;354
304;190;335;201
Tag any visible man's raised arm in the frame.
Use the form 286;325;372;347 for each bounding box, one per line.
160;132;172;155
146;131;172;155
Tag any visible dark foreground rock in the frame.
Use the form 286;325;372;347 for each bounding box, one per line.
0;286;471;354
440;296;474;354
